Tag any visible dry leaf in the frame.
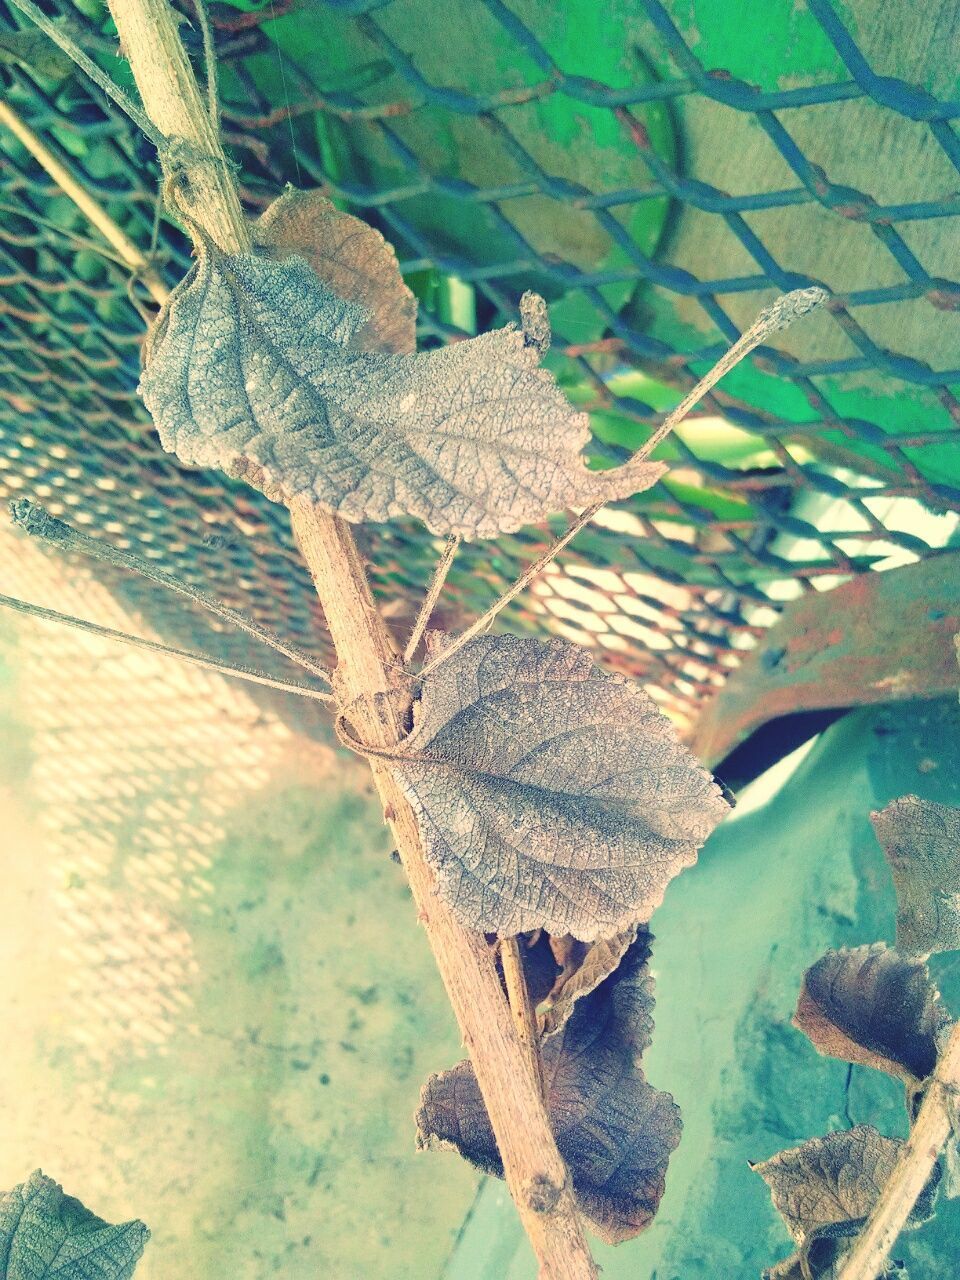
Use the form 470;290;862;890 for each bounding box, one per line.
755;1126;903;1245
542;926;640;1037
547;934;589;985
254;189;417;355
416;935;680;1242
0;1169;148;1279
390;634;729;940
139;220;664;538
793;944;952;1088
871;796;960;958
763;1252;815;1280
755;1126;939;1274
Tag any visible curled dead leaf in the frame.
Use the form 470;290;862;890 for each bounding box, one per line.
416;934;679;1243
543;926;641;1037
793;943;951;1088
253;188;417;355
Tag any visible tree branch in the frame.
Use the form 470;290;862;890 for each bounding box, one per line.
403;534;460;664
836;1020;960;1280
103;0;597;1272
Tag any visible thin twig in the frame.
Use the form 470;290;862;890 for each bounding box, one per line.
189;0;220;133
6;0;165;148
500;937;546;1100
421;287;828;680
10;500;333;686
0;101;170;306
403;535;460;665
419;501;604;680
633;287;828;463
836;1020;960;1280
0;591;334;702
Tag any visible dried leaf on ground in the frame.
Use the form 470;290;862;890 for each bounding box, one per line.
754;1125;939;1277
254;189;417;355
871;796;960;957
0;1169;148;1279
390;634;729;939
417;935;680;1243
793;944;952;1087
140;226;664;538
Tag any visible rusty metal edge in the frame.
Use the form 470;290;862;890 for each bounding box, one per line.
690;552;960;772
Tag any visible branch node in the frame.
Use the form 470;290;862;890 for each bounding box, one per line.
525;1173;565;1215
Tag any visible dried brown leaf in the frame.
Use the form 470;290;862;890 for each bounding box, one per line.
542;925;641;1037
793;944;952;1087
754;1126;938;1250
139;235;664;539
871;796;960;958
416;935;680;1243
390;634;729;940
254;189;417;355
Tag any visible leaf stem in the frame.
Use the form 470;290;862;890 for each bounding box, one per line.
501;937;546;1100
103;1;598;1273
10;500;332;686
0;591;333;702
836;1020;960;1280
0;100;170;306
420;286;827;681
632;288;827;465
403;535;460;664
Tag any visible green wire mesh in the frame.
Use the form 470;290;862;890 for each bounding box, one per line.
1;0;958;733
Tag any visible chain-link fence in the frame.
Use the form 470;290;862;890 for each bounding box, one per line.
1;0;958;734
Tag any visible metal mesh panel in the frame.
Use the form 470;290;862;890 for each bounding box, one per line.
1;0;958;733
